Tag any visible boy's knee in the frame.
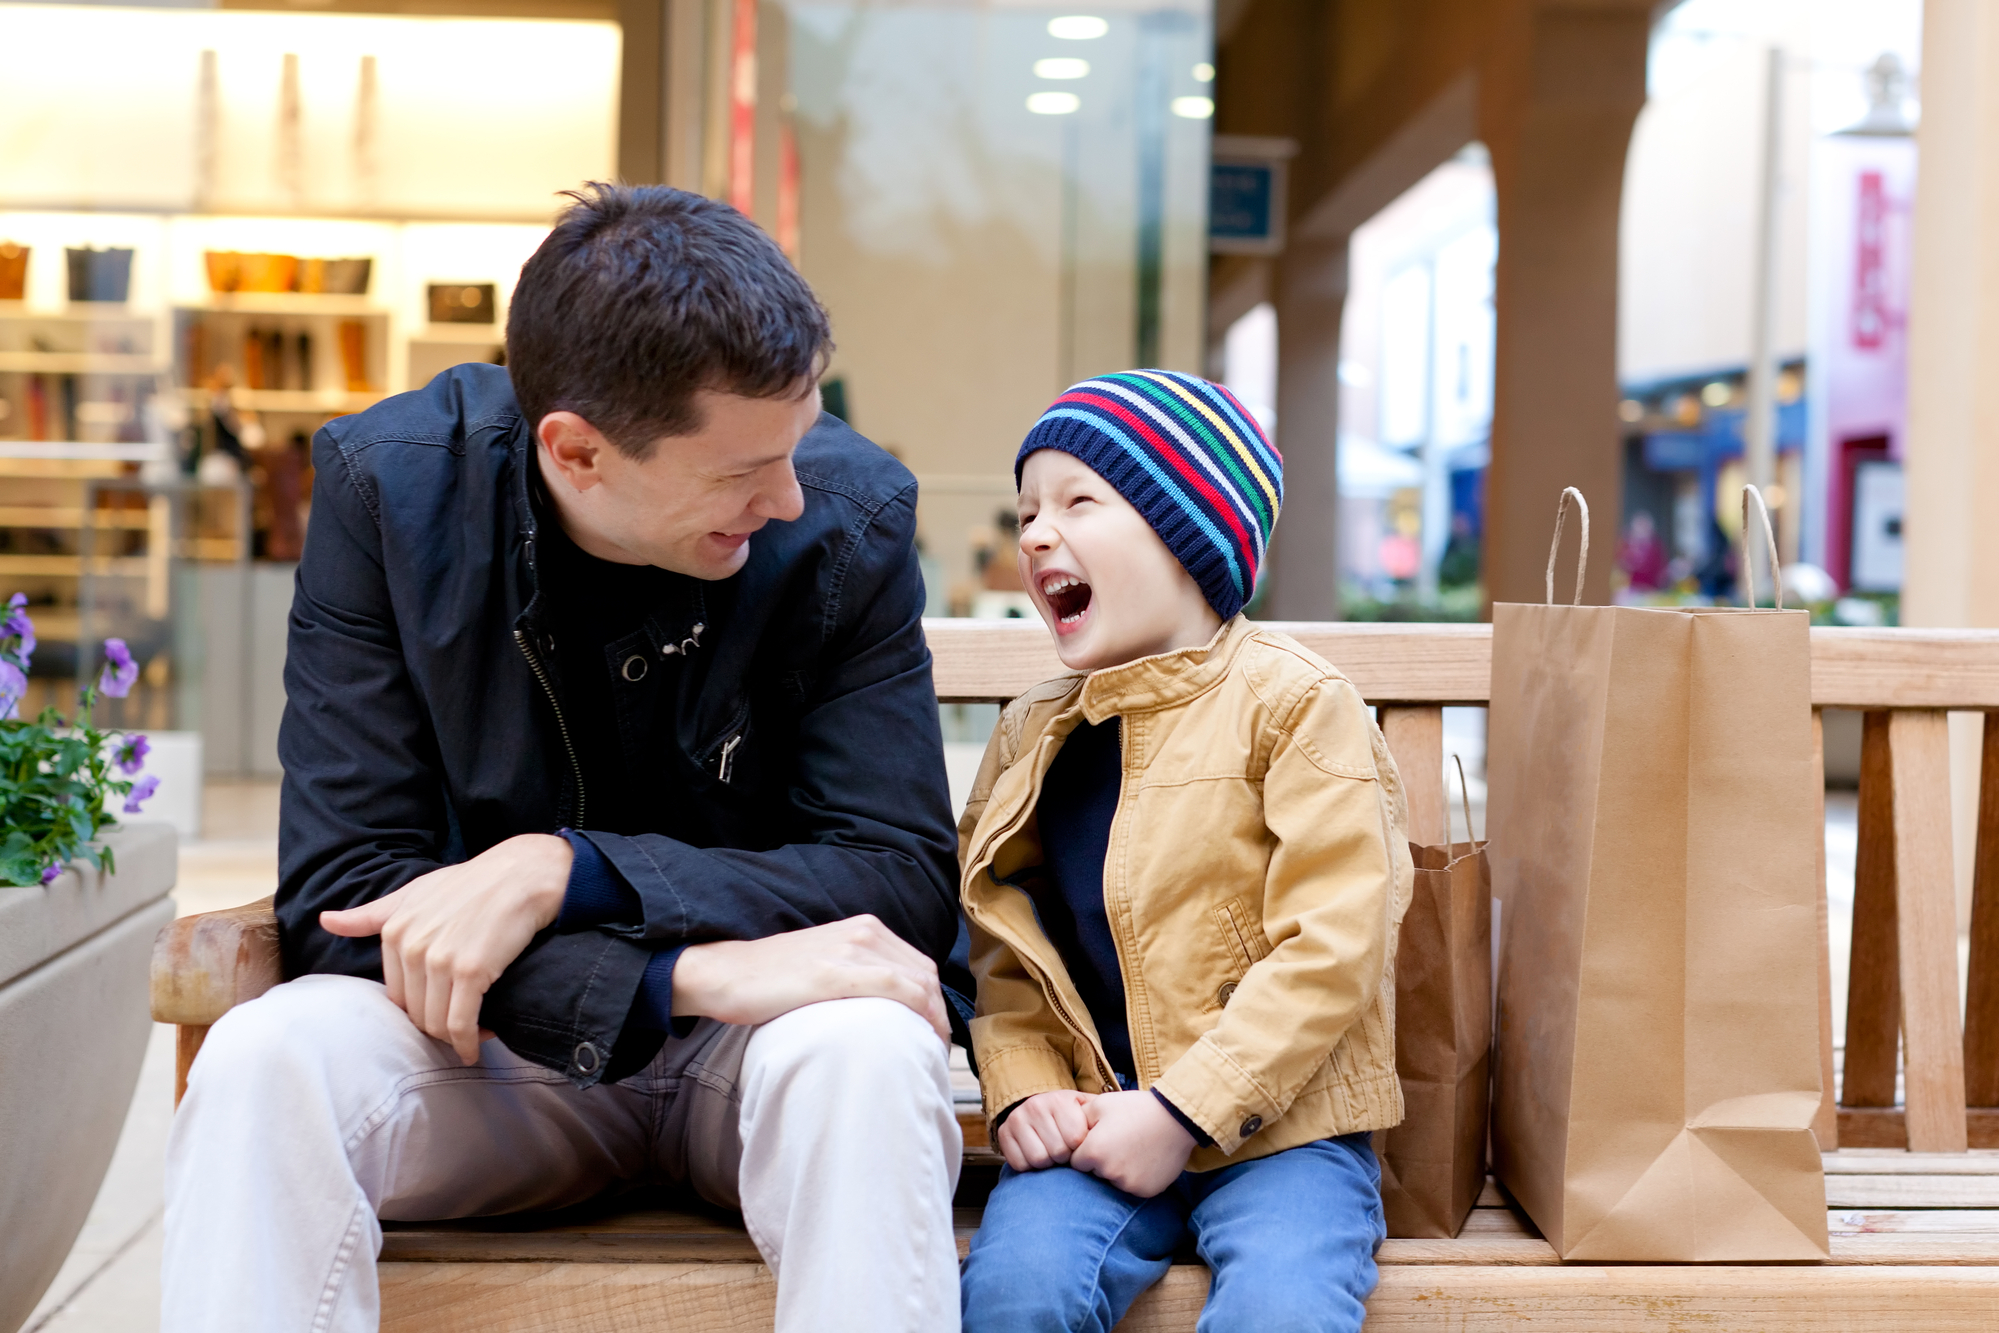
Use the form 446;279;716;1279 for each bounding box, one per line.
962;1257;1105;1333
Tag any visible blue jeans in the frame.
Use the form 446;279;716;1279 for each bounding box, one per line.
961;1133;1385;1333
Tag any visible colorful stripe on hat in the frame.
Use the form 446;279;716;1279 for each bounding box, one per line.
1015;369;1283;620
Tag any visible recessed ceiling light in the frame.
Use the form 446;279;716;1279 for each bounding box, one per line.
1048;15;1109;39
1193;62;1215;82
1171;96;1214;119
1027;91;1082;115
1034;57;1090;80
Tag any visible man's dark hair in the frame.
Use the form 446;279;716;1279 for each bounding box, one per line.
507;183;833;456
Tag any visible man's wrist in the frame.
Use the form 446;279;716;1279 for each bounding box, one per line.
668;939;722;1017
504;832;573;928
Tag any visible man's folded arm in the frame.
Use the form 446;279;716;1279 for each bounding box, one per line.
275;430;452;981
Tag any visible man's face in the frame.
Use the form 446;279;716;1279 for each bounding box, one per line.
537;385;818;578
1016;448;1221;672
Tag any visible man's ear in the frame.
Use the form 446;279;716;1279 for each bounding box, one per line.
538;411;611;492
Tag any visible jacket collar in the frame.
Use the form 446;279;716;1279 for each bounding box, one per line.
1074;615;1253;723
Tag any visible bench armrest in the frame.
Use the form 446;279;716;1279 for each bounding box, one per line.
151;896;282;1026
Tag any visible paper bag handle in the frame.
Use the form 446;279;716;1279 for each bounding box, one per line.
1446;753;1477;846
1739;484;1786;610
1543;487;1590;606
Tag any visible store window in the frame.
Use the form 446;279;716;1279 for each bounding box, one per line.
0;0;1210;774
778;0;1214;607
0;4;615;770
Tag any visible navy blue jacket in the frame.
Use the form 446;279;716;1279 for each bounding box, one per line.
275;364;961;1086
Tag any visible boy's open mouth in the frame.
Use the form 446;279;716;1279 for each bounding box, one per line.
1040;573;1093;625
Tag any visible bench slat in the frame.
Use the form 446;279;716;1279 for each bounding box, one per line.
925;620;1999;708
376;1258;1999;1331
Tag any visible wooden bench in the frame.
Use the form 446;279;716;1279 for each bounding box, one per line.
152;618;1999;1328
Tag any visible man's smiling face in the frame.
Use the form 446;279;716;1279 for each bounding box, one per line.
537;384;820;578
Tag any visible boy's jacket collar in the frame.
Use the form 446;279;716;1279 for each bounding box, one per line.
1074;615;1253;723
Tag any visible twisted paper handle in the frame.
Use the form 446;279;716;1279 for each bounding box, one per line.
1543;486;1590;606
1739;485;1786;610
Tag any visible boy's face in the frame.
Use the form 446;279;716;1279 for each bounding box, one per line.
1017;449;1223;672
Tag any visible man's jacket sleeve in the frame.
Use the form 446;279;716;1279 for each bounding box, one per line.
276;434;655;1082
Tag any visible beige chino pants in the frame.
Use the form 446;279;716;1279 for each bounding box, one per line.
160;974;962;1333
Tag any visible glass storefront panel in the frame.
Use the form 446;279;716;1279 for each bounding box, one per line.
781;0;1212;602
0;0;1210;777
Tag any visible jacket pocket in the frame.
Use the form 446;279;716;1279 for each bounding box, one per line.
1212;896;1272;977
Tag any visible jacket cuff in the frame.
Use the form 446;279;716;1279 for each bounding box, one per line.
975;1042;1079;1125
629;945;697;1038
556;829;642;931
479;929;654;1088
1151;1088;1215;1148
1151;1035;1283;1156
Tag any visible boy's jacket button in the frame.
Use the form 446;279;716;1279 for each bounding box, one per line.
1218;982;1238;1006
1239;1115;1263;1138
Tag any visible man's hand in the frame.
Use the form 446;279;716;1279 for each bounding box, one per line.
671;914;950;1042
995;1090;1096;1172
320;833;573;1065
1070;1090;1197;1198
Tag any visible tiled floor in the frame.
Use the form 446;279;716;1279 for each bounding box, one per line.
24;781;1873;1331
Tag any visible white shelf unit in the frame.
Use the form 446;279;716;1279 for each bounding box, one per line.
0;305;169;448
173;299;392;427
408;321;504;392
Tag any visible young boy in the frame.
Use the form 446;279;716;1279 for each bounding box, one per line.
957;370;1414;1333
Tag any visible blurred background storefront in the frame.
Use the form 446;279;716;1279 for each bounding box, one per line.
0;0;1952;809
0;0;1215;803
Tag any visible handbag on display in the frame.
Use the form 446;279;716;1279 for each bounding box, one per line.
1485;486;1828;1261
1374;755;1492;1240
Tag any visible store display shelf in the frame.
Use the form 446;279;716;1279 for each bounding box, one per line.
0;506;152;530
0;554;152;578
0;303;147;323
0;352;164;375
173;387;383;413
414;325;504;344
0;440;167;462
188;294;387;316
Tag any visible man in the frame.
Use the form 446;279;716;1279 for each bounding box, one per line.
161;185;966;1332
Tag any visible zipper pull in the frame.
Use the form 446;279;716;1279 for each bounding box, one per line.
717;732;743;784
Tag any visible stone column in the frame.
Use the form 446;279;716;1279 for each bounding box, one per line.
1902;0;1999;926
1262;235;1348;620
1476;4;1650;608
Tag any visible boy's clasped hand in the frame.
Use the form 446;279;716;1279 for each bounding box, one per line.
996;1089;1198;1197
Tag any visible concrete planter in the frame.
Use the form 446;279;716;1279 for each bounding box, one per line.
0;822;176;1333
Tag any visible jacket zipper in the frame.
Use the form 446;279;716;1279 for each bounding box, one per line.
717;732;744;784
976;881;1120;1093
514;628;586;827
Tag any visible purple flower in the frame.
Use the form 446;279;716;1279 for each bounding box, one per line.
0;658;23;721
39;863;60;884
98;638;138;698
2;593;33;664
114;733;151;775
122;773;159;813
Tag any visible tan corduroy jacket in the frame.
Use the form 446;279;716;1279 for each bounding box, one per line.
959;616;1415;1171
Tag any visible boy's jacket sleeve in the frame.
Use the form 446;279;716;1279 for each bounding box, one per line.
959;702;1090;1123
1150;675;1413;1150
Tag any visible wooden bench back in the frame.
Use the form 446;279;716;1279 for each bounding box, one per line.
924;618;1999;1154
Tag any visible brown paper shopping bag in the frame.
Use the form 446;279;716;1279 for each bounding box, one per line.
1376;757;1492;1239
1485;486;1828;1261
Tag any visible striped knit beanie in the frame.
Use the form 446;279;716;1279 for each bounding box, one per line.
1014;370;1282;620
